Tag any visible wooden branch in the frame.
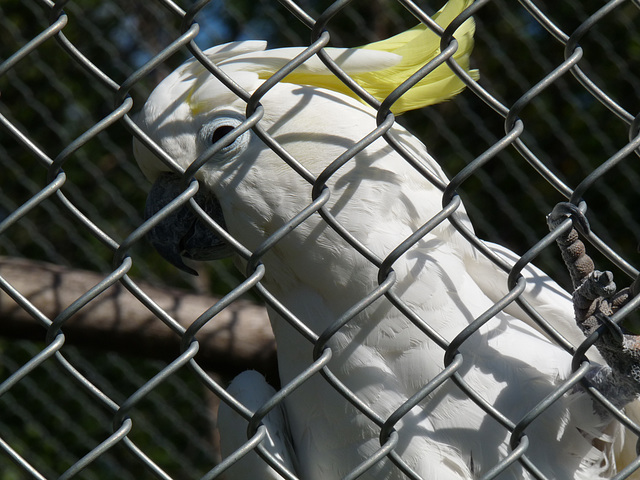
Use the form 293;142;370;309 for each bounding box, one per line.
0;256;277;380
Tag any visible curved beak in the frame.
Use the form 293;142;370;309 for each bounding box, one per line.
144;173;233;275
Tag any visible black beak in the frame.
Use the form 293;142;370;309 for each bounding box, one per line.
144;172;233;275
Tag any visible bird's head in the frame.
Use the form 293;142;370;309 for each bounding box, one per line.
133;42;267;274
133;0;477;275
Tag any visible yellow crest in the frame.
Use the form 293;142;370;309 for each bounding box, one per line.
279;0;478;114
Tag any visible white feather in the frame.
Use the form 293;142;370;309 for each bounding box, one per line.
217;371;296;479
135;40;640;480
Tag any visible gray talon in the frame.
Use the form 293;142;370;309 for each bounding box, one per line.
591;270;617;297
594;312;625;346
548;201;640;399
547;202;590;235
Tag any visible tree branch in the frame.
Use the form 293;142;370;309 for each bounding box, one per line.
0;256;277;380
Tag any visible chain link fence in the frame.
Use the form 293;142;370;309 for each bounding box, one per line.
1;0;640;478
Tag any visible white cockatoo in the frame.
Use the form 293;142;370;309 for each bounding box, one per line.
133;0;640;478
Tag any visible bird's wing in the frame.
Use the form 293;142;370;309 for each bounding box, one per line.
217;370;298;479
464;240;591;353
465;237;640;479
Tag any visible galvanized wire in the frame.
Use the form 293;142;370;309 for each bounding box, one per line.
1;0;640;478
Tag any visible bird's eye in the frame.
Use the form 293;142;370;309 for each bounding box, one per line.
211;125;236;145
198;115;250;161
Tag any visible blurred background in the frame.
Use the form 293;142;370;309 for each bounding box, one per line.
0;0;639;477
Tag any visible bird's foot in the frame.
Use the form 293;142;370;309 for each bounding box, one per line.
546;202;594;290
548;202;640;405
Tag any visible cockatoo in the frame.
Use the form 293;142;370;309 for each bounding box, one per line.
133;0;640;478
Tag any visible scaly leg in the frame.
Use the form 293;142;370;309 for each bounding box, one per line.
547;202;640;407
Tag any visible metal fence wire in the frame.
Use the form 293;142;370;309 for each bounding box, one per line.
1;0;640;478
